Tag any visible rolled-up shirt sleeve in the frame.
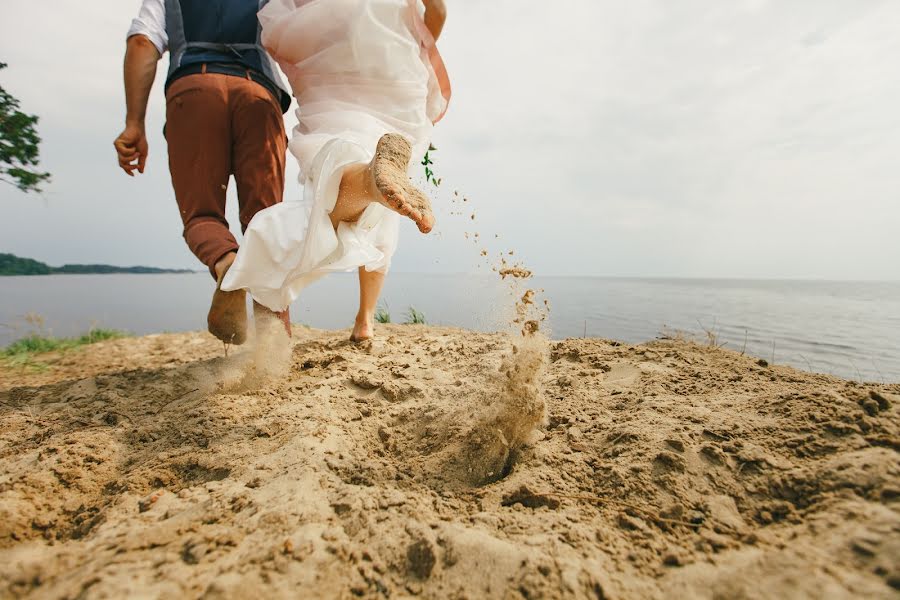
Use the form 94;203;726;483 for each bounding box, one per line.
126;0;168;55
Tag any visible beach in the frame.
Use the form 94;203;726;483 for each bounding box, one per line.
1;325;898;598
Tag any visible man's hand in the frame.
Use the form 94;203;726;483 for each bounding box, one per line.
114;123;148;176
116;34;160;177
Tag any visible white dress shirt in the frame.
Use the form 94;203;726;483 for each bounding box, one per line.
127;0;168;55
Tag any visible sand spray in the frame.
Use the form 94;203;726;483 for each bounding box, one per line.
197;313;292;393
198;180;550;486
443;190;552;485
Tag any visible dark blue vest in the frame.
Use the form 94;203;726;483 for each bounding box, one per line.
164;0;291;112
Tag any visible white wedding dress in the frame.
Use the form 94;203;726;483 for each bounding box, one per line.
221;0;450;311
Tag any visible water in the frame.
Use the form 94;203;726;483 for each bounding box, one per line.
1;273;898;382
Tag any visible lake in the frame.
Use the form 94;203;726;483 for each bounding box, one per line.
1;273;898;382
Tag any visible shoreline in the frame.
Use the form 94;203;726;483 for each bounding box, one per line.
2;325;895;387
2;274;896;383
0;271;199;277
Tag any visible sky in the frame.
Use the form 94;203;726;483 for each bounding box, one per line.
1;0;898;280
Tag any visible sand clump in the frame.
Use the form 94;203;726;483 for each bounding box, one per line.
499;266;533;280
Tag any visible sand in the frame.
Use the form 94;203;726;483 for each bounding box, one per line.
1;325;898;599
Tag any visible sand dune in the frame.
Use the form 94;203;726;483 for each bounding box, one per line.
1;326;898;598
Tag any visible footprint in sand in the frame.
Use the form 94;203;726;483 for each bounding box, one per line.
602;362;642;389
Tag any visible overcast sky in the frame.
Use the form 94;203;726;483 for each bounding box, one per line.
1;0;898;280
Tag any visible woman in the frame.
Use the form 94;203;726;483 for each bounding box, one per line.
221;0;450;341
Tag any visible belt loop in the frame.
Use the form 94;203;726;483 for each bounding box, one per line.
201;63;208;74
245;69;252;81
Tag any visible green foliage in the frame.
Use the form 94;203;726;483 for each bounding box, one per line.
0;62;51;193
52;264;194;274
3;334;67;355
0;252;195;276
2;328;127;358
375;302;391;324
404;306;426;325
421;144;441;187
74;328;127;345
0;252;52;275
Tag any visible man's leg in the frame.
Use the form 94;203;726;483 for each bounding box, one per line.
230;76;290;337
351;267;386;342
166;73;248;344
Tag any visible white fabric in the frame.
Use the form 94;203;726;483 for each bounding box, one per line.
222;0;442;311
127;0;168;55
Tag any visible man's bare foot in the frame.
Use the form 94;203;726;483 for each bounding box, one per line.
371;134;435;233
350;313;375;342
208;253;248;345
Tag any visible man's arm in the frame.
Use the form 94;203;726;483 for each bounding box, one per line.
113;34;161;176
423;0;447;41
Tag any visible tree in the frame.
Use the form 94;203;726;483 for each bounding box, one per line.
0;62;50;193
0;253;52;275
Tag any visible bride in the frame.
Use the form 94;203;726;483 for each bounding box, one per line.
221;0;450;341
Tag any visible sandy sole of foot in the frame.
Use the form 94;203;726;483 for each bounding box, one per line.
372;134;434;234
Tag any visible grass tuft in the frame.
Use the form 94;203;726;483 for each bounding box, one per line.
404;307;426;325
375;302;391;324
2;328;127;358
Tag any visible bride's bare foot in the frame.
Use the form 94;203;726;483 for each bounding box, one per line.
371;134;435;233
350;313;375;343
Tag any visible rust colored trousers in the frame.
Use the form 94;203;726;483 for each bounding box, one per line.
165;71;287;278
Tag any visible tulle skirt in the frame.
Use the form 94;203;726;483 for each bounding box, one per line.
222;0;450;310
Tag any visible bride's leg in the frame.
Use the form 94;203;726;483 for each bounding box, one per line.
350;267;386;342
329;163;373;227
329;134;435;233
252;300;291;338
329;134;426;341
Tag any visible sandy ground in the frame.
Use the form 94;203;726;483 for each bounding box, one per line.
0;325;898;599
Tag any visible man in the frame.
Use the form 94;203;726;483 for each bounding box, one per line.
113;0;292;345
